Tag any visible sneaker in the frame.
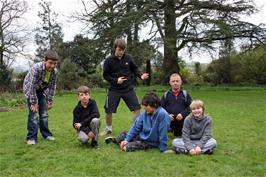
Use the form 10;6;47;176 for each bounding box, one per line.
105;137;117;144
203;149;213;155
91;140;100;149
100;128;112;136
27;139;36;145
163;149;176;154
46;136;55;141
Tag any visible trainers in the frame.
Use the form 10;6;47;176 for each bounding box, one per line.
100;128;112;136
91;140;100;149
46;136;55;141
27;139;36;145
163;149;176;154
105;137;117;144
203;149;213;155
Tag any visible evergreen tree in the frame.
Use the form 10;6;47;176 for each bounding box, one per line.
34;0;63;61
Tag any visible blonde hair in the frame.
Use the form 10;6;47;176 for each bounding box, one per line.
190;100;205;113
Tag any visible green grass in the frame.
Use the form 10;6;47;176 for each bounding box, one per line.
0;86;266;177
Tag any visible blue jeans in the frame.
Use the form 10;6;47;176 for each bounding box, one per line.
26;90;53;141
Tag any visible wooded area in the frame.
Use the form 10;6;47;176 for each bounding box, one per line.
0;0;265;91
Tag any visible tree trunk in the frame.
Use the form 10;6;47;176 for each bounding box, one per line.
163;0;179;83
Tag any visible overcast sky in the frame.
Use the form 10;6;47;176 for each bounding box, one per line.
13;0;266;69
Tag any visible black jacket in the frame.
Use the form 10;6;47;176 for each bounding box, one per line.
103;54;142;92
73;99;100;130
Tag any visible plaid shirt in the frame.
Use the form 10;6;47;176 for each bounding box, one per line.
23;62;58;105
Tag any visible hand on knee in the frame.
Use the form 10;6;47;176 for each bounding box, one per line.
88;131;95;140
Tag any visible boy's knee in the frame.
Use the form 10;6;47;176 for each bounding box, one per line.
91;118;100;125
77;132;88;143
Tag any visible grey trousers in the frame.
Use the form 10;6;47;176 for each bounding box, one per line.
172;138;217;154
77;118;100;143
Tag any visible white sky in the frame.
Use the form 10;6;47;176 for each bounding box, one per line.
13;0;266;70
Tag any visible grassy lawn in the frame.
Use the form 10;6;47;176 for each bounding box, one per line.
0;86;265;177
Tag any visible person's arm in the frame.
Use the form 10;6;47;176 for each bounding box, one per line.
103;59;118;85
158;112;170;152
129;57;143;79
182;116;194;151
81;100;100;126
73;107;80;129
125;115;143;142
28;65;39;105
180;93;192;119
198;117;212;148
47;70;58;105
161;92;175;121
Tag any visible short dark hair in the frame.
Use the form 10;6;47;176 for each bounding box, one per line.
114;38;126;50
44;49;59;61
141;92;161;108
77;86;91;95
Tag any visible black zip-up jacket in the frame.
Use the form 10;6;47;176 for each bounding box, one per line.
103;54;142;92
73;99;100;131
161;90;192;119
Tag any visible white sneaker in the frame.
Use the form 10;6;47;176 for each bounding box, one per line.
100;128;112;136
27;140;36;145
46;136;55;141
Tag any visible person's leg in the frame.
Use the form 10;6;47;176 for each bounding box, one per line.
102;90;121;135
175;121;184;137
26;99;39;143
105;131;128;145
124;140;153;152
77;131;89;144
122;89;141;122
132;109;140;121
38;92;53;139
201;138;217;154
172;138;188;154
90;118;100;142
105;113;112;127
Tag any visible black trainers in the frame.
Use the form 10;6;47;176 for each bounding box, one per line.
203;149;213;155
105;137;117;144
91;140;100;149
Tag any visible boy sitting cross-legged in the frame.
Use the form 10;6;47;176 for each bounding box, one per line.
105;92;170;153
172;100;217;155
73;86;100;149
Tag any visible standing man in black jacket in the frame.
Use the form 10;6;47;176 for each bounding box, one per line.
73;86;100;149
101;37;149;135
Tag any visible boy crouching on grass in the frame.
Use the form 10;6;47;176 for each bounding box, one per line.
172;100;217;155
73;86;100;149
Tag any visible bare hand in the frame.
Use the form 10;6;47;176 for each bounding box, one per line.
74;123;81;130
117;76;127;84
30;104;38;113
88;131;95;139
169;114;175;121
141;73;149;80
120;140;128;151
176;113;183;121
47;103;53;110
195;146;201;154
189;148;197;155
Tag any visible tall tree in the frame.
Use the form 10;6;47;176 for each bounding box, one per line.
144;0;266;81
60;34;104;76
76;0;266;83
0;0;29;67
34;0;63;61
